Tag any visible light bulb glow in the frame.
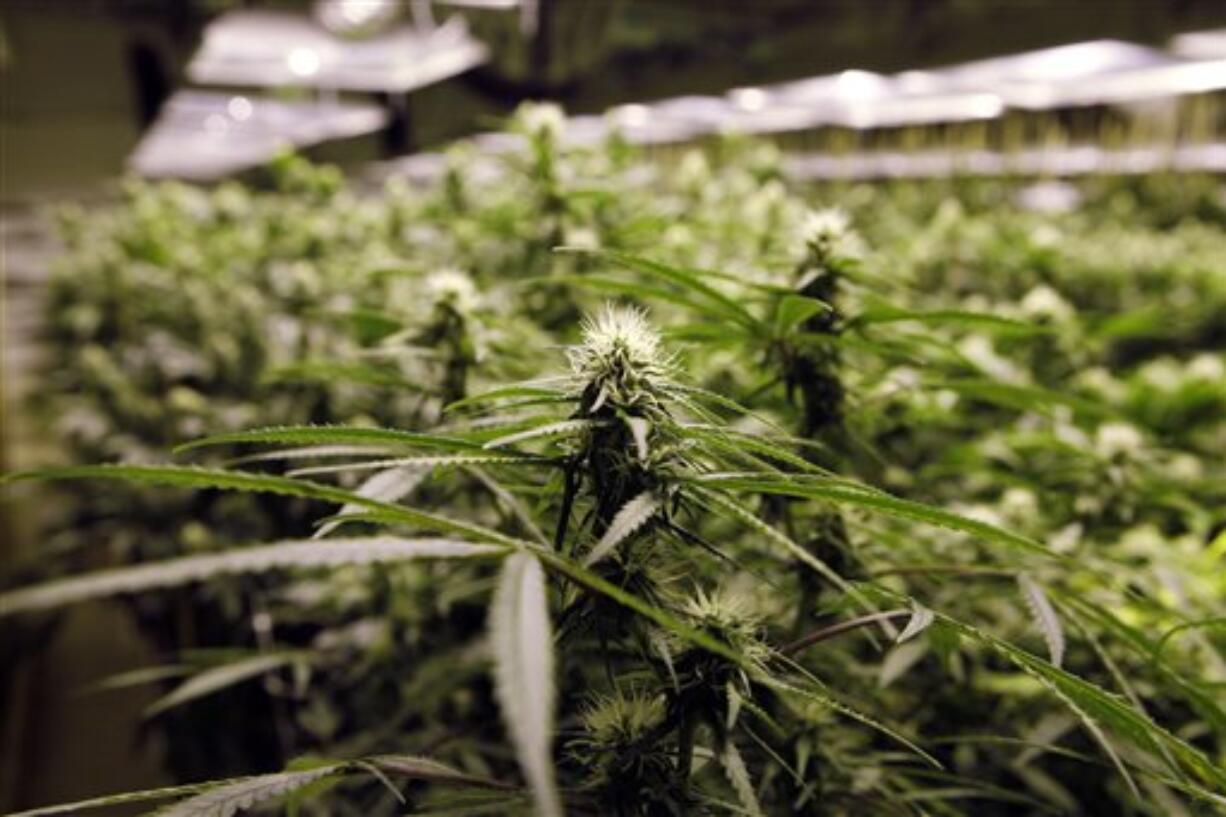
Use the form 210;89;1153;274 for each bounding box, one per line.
287;47;322;78
227;96;253;121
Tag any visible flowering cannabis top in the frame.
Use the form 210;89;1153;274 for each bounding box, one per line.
566;304;675;410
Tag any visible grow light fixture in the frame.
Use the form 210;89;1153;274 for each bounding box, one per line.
1170;28;1226;60
287;46;324;79
727;69;1004;133
926;39;1183;109
313;0;402;36
129;91;388;180
729;87;768;112
1041;58;1226;107
598;102;701;144
716;39;1220;134
435;0;519;7
187;10;488;93
783;142;1226;181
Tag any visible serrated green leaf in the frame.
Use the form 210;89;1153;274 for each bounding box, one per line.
1018;574;1066;668
692;475;1053;559
852;304;1048;335
943;616;1226;791
561;248;758;329
898;606;936;644
4;464;525;548
313;464;430;538
444;384;567;414
289;454;541;477
490;553;561;817
369;755;515;790
768;677;941;768
689;487;868;606
583;492;659;567
154;765;345;817
879;641;928;688
4;783;217;816
720;740;764;817
774;294;831;335
174;425;484;455
0;537;504;616
145;653;302;718
483;419;601;450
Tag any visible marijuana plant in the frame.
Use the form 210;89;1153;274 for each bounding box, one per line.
6;298;1225;815
5;105;1225;816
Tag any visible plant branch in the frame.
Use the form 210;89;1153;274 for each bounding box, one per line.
778;609;912;657
553;460;579;551
867;565;1015;579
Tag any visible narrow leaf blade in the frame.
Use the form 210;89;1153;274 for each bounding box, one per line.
0;538;504;617
583;492;659;567
1018;574;1066;669
490;553;561;817
145;653;300;719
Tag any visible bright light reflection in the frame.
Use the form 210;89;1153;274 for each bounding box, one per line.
339;0;381;25
613;104;649;128
1021;42;1126;81
968;93;1006;118
315;0;399;33
287;47;322;78
835;70;885;98
896;70;942;94
731;87;767;111
227;96;254;121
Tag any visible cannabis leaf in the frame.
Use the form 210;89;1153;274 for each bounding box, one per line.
583;491;660;567
313;464;429;538
491;553;562;817
0;537;504;617
1018;573;1066;668
145;653;303;718
897;605;936;644
720;740;764;817
154;766;343;817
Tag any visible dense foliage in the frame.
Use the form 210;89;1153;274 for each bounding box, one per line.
3;105;1224;816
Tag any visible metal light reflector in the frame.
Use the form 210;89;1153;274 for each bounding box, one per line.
187;11;488;92
314;0;401;36
924;39;1183;109
1169;28;1226;60
129;91;388;180
728;69;1004;132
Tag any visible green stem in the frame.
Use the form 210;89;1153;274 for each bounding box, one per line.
554;460;579;552
778;609;912;657
867;565;1014;579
